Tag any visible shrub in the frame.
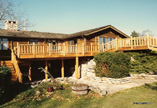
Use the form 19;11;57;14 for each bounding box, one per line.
127;51;157;74
0;66;11;103
94;52;130;78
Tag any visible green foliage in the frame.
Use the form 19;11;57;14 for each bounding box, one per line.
127;51;157;74
94;52;130;78
1;82;157;108
130;31;140;37
0;66;11;102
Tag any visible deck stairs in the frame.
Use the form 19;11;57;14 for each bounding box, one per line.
0;61;18;82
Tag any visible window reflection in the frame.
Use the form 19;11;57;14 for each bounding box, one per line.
0;38;8;50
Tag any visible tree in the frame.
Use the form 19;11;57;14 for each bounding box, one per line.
130;31;139;37
0;0;32;30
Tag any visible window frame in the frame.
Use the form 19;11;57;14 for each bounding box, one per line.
99;37;115;44
0;38;8;50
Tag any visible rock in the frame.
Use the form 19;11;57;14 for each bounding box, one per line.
100;90;107;96
35;91;40;96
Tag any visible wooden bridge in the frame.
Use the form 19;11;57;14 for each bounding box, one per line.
13;36;157;59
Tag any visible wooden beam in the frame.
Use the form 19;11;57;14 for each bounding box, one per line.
45;60;48;80
75;56;79;79
61;59;64;78
28;64;32;81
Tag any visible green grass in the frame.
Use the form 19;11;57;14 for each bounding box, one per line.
1;82;157;108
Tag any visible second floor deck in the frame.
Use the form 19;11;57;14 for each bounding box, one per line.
14;36;157;59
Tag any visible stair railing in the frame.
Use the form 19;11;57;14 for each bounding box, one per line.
11;49;23;83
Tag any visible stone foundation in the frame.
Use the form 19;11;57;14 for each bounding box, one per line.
80;59;131;84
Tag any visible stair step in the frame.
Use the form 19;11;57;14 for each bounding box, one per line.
1;61;19;83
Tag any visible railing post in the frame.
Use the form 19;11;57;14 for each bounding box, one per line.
98;43;100;52
76;44;78;56
17;42;20;57
63;43;66;56
82;43;84;56
44;43;46;55
91;43;93;55
102;43;104;52
147;35;150;48
49;43;51;56
11;49;14;63
33;42;35;57
149;35;152;47
131;36;133;49
115;38;117;50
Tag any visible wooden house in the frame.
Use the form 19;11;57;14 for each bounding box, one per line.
0;22;157;83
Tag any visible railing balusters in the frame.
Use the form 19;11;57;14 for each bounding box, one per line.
15;36;157;58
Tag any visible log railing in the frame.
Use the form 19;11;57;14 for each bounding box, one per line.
11;49;22;83
14;36;157;58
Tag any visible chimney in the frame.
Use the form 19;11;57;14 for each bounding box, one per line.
4;20;18;31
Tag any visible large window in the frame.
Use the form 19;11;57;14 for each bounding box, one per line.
99;37;115;44
0;38;8;50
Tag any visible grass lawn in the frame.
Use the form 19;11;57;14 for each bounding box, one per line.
0;82;157;108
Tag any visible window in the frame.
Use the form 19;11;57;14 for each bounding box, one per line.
29;39;38;44
0;38;8;50
99;37;115;44
68;40;77;45
99;37;115;51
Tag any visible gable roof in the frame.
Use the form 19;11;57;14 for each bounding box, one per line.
68;25;129;38
0;25;129;39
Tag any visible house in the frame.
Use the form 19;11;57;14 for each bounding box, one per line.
0;20;157;83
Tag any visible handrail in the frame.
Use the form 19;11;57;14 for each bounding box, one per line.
11;49;22;83
15;36;157;57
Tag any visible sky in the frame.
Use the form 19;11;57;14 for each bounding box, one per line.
13;0;157;37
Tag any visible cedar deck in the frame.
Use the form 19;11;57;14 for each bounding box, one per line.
14;36;157;59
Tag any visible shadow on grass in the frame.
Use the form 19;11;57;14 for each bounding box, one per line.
0;83;31;105
144;83;157;91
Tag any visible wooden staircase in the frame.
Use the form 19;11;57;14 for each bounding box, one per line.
0;61;18;82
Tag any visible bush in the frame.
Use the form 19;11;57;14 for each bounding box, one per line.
94;52;130;78
0;66;11;104
127;51;157;74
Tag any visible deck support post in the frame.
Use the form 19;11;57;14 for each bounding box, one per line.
45;60;48;81
28;64;32;81
75;56;79;79
61;59;64;78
